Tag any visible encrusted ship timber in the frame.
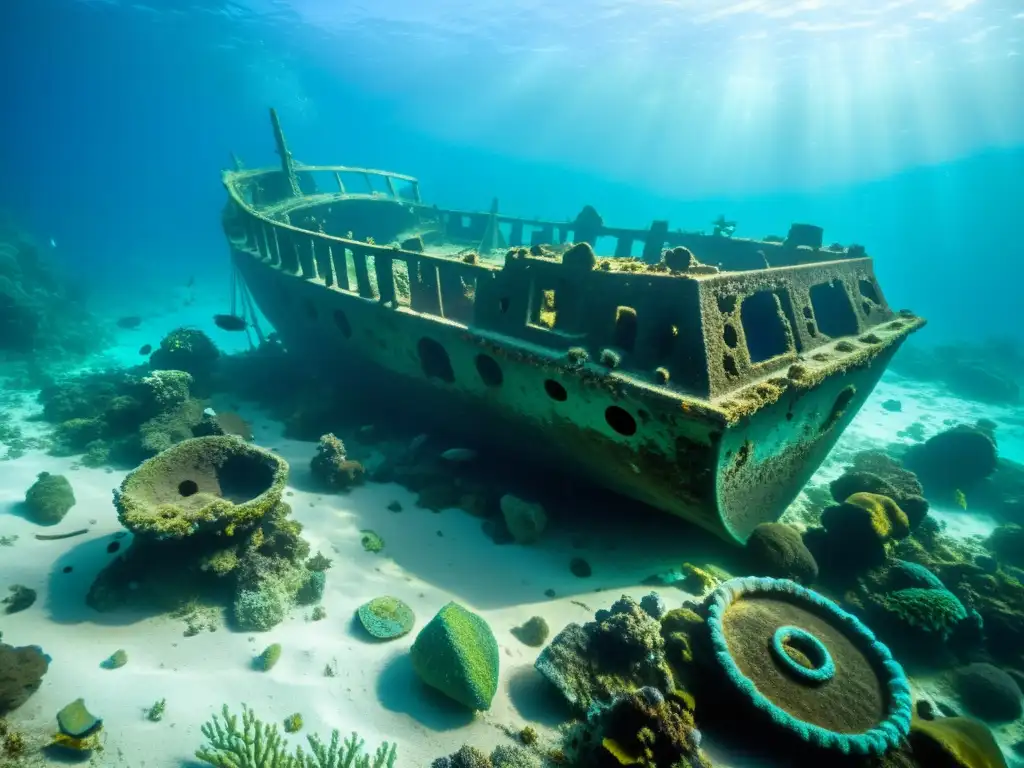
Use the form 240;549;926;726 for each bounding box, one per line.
220;109;925;544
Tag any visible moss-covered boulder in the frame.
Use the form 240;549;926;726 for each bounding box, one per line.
746;522;818;585
411;602;499;711
954;663;1023;722
24;471;75;526
114;435;287;539
904;424;999;495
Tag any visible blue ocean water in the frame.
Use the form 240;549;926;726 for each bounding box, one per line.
2;0;1023;341
3;2;1024;767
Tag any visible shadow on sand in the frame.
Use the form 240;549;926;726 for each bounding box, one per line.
375;652;476;731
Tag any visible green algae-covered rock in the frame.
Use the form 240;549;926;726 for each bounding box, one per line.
410;602;499;710
24;472;75;526
114;435;287;540
357;596;415;640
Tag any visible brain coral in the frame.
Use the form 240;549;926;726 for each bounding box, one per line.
703;576;911;757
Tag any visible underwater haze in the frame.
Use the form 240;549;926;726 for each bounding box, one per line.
2;0;1024;340
4;1;1024;768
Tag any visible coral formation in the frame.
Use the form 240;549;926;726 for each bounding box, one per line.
828;461;929;529
411;602;499;711
310;433;366;491
149;327;220;387
535;595;674;712
87;436;315;634
0;641;49;715
23;471;75;525
812;492;911;573
699;577;912;757
563;686;710;768
357;596;416;640
196;703;397;767
39;368;210;467
869;588;969;641
113;435;287;539
431;743;542;768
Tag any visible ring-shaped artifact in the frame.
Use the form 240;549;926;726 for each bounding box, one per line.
771;625;835;684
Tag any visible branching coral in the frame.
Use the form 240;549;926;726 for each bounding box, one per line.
702;576;912;757
196;704;397;768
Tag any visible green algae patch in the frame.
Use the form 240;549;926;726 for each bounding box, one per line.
410;602;499;711
357;597;415;640
114;435;287;540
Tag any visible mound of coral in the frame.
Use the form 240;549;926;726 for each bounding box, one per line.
39;367;212;468
86;436;326;632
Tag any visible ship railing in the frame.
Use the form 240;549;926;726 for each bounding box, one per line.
225;168;893;400
436;207;863;271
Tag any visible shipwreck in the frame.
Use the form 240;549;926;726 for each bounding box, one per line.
220;108;925;544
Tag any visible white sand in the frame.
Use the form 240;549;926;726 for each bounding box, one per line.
2;317;1023;766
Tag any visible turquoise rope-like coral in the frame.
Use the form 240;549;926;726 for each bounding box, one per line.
706;576;912;757
771;626;835;684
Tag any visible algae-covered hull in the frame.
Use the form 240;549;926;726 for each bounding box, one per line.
222;108;925;544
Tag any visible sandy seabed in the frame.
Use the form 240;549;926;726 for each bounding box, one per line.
3;310;1023;767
